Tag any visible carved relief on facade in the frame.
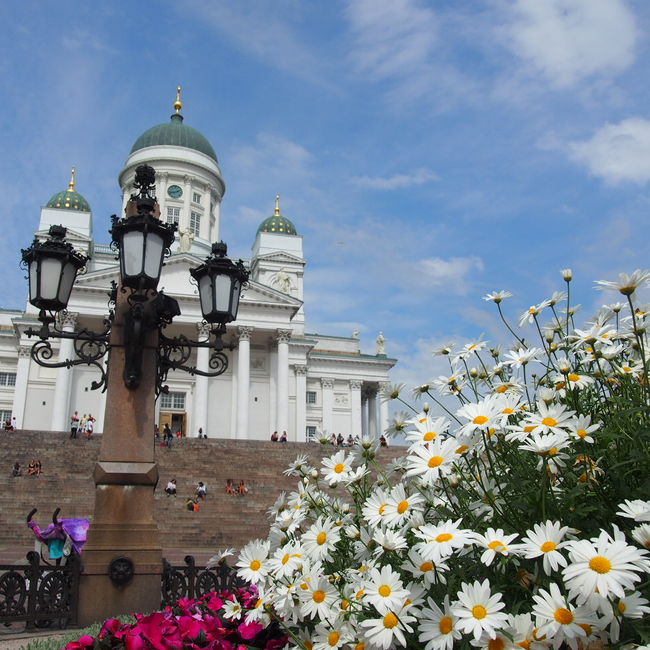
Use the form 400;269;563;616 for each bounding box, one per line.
334;392;349;406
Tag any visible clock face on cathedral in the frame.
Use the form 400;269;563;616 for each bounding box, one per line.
167;185;183;199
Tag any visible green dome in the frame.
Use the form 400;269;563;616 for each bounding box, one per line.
131;114;218;162
46;170;90;211
257;196;297;235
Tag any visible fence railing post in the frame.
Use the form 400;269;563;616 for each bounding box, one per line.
24;551;41;630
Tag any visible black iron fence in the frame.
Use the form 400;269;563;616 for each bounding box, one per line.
0;553;243;629
161;555;245;607
0;551;80;629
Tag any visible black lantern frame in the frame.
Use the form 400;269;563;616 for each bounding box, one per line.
21;164;249;394
21;224;88;314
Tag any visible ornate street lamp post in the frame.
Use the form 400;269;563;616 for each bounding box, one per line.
21;164;249;624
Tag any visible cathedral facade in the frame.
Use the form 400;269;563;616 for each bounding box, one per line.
0;94;395;441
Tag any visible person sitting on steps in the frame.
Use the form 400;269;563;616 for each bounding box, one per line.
225;479;234;495
238;479;248;496
165;479;177;496
196;481;207;499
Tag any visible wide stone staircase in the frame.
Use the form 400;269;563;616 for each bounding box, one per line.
0;431;404;558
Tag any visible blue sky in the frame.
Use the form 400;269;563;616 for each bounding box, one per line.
2;0;650;392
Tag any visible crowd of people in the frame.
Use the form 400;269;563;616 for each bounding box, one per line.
69;411;96;439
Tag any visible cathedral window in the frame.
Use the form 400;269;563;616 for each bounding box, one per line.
159;391;185;410
0;372;16;386
306;426;317;442
166;207;180;226
192;192;201;204
306;391;317;404
0;410;12;424
190;211;201;236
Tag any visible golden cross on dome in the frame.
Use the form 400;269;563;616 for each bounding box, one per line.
67;167;76;192
174;86;183;114
274;194;281;216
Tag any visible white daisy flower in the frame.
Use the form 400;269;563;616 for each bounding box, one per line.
266;541;303;579
372;528;409;556
361;488;390;529
617;499;650;522
473;527;519;566
631;523;650;550
595;269;650;296
405;414;451;445
531;582;598;650
483;290;512;304
312;618;353;650
562;529;650;605
321;450;354;485
518;300;551;327
521;401;575;436
381;484;425;528
403;549;449;586
452;579;508;641
221;597;243;620
364;564;411;614
298;574;339;620
567;414;599;443
235;539;270;584
503;347;542;368
518;521;569;576
414;519;474;562
360;608;416;650
302;516;341;561
456;395;506;435
418;596;461;650
405;438;458;485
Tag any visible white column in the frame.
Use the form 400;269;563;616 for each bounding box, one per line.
51;312;78;431
236;326;253;439
193;323;210;437
321;377;335;435
294;365;307;442
12;345;31;429
367;387;378;438
361;392;369;437
378;381;390;440
269;347;277;433
276;329;291;437
350;380;363;440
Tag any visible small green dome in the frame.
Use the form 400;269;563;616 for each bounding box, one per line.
46;169;91;211
131;113;218;162
257;195;297;235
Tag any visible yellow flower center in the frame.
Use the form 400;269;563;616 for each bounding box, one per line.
397;500;409;514
473;415;489;425
589;556;612;574
524;425;535;433
316;532;327;545
378;585;392;597
618;601;627;613
488;639;505;650
355;644;365;650
548;447;558;456
249;560;261;571
255;598;263;609
472;605;487;619
305;643;313;650
356;589;365;600
334;463;345;473
568;373;580;382
439;616;453;634
282;553;290;565
341;599;350;610
313;590;326;603
455;445;469;454
423;431;436;441
502;408;514;414
379;504;387;515
555;381;566;390
328;632;340;646
578;624;592;636
517;641;531;649
496;385;508;393
428;456;444;468
554;608;573;625
542;417;557;427
540;541;556;553
420;561;434;572
383;613;399;629
488;540;506;552
577;429;588;438
436;532;453;543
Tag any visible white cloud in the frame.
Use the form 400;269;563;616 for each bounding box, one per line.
506;0;638;88
408;256;485;294
344;0;438;81
567;118;650;184
352;168;439;190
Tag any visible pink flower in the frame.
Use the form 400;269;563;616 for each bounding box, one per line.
204;593;224;611
177;614;203;640
237;620;264;640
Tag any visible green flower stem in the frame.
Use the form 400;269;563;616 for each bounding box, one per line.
496;302;526;347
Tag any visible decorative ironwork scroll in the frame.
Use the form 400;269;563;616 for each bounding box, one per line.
161;555;245;607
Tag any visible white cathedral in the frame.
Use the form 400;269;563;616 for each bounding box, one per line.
0;92;395;441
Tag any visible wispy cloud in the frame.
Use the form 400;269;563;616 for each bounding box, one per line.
504;0;638;89
566;118;650;184
352;168;439;190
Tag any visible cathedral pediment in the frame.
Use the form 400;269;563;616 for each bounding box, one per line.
253;251;305;265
